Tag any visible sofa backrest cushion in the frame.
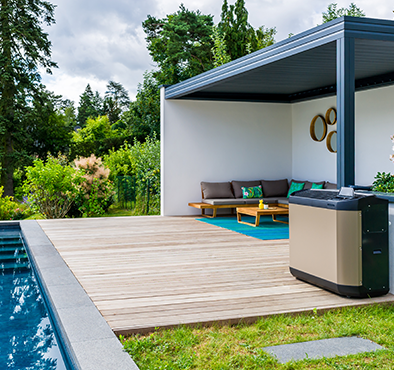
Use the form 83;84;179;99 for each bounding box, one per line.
261;179;288;197
201;181;234;199
232;180;261;198
324;181;337;190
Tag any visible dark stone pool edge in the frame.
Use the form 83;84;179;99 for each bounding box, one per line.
19;220;139;370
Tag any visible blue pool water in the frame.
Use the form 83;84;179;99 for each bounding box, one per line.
0;228;69;369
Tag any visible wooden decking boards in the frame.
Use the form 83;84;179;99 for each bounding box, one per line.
38;216;394;335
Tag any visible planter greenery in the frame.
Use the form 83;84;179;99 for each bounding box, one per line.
372;172;394;193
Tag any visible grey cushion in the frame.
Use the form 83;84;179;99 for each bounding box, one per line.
243;198;262;204
232;180;262;198
277;198;289;205
261;179;288;197
324;181;337;190
202;198;246;205
201;182;234;199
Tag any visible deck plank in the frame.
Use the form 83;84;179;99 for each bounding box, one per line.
38;216;394;335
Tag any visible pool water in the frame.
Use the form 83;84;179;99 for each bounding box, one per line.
0;229;69;369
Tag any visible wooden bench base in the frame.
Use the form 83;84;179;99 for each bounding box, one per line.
188;202;288;218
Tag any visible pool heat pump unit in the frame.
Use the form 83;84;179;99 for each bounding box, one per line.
289;188;389;298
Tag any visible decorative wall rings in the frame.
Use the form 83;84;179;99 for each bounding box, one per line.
325;107;337;125
326;131;337;153
310;115;327;142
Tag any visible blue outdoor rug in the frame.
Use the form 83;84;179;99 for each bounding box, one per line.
197;215;289;240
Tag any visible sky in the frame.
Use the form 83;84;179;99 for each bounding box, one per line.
40;0;394;105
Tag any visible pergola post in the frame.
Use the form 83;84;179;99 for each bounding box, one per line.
336;36;355;188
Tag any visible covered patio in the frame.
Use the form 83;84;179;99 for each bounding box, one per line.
161;16;394;217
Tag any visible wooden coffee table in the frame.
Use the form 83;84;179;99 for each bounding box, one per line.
236;206;289;227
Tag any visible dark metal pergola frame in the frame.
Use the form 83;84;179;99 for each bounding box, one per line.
163;16;394;188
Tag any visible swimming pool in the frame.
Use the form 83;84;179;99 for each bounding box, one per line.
0;225;70;369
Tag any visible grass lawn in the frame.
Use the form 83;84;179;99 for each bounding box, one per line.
121;304;394;369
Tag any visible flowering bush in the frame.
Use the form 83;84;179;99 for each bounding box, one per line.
74;154;115;217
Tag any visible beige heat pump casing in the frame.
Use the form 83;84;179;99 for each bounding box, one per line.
289;204;362;287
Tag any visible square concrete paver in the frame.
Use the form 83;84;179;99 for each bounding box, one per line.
263;337;384;363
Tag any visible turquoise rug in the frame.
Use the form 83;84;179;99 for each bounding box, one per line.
197;215;289;240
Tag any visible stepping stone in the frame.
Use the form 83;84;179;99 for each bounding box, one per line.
262;337;384;363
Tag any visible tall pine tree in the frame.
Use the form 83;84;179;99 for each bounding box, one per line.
0;0;57;195
77;84;103;127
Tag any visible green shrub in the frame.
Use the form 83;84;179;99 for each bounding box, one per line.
0;186;21;220
74;154;115;217
372;172;394;193
22;154;82;219
103;136;160;214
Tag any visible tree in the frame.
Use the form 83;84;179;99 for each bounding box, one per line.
77;84;103;127
322;3;366;23
122;71;160;141
142;5;214;85
218;0;276;62
211;25;231;68
103;81;130;124
0;0;57;195
22;87;74;160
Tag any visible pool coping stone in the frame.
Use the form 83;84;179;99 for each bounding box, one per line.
19;220;139;370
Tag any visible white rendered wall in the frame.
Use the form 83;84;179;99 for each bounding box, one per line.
161;91;292;216
291;84;394;186
355;85;394;185
291;96;337;183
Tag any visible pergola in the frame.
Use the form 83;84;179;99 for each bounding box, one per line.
164;16;394;188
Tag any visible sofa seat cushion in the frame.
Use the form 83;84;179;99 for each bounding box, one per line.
277;198;289;205
261;179;288;197
232;180;262;198
324;181;337;190
201;181;234;199
202;198;246;205
242;198;262;204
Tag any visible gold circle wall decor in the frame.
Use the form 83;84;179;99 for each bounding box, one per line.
310;115;327;142
325;107;337;125
326;131;337;153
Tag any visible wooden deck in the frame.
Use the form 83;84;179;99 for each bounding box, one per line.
38;216;394;335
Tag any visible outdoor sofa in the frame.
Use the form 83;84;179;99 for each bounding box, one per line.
189;179;337;217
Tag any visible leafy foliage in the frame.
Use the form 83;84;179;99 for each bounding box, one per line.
372;172;394;193
322;3;366;23
211;25;231;68
22;154;82;219
71;115;128;158
218;0;276;61
123;71;160;141
0;0;57;194
143;5;214;85
103;136;160;214
0;186;20;220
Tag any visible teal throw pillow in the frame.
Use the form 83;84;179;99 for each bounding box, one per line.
287;182;304;198
311;183;324;189
242;185;263;199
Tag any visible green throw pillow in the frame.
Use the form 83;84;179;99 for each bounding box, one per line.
287;182;304;198
311;183;324;189
242;185;263;199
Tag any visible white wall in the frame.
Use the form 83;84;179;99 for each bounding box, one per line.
291;96;337;183
291;84;394;187
161;90;292;216
355;85;394;185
